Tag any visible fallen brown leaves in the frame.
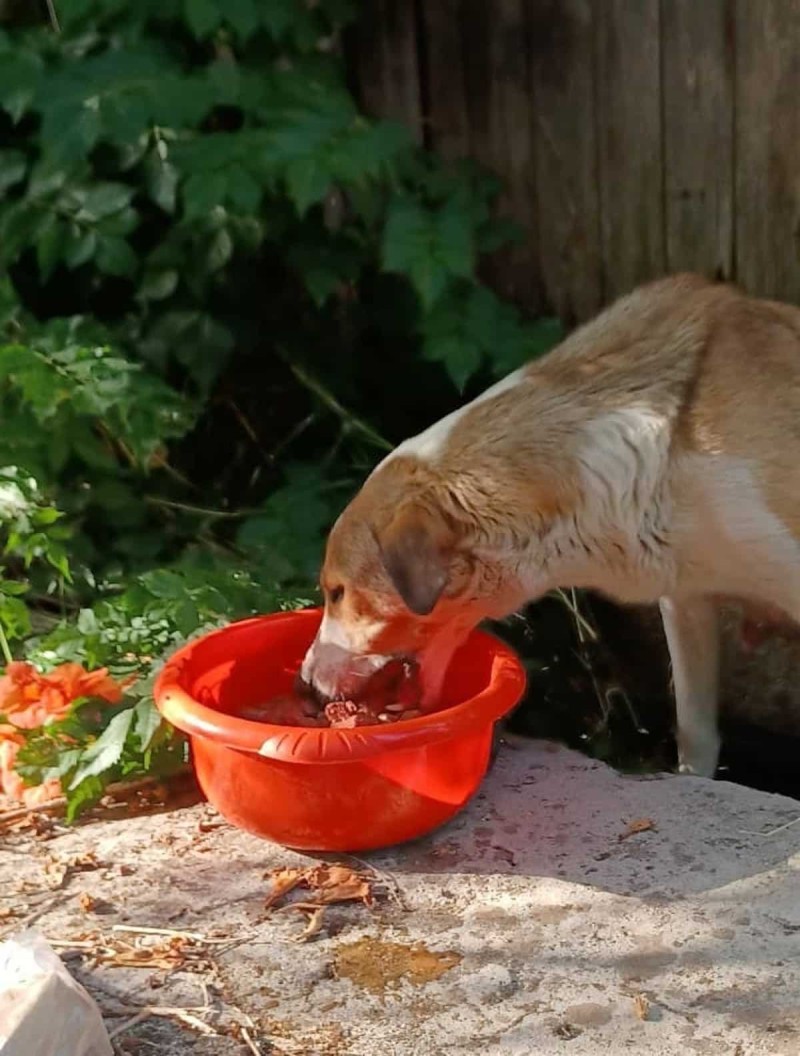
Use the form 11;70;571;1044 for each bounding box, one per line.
0;808;57;839
632;993;651;1021
41;850;102;889
78;891;97;913
264;863;376;941
51;926;231;974
618;817;657;841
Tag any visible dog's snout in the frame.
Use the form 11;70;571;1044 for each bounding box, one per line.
300;635;390;703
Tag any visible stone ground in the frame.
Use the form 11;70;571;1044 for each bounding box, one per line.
2;736;800;1056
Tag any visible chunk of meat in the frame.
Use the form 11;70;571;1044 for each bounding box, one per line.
323;700;378;728
239;694;325;727
242;658;425;729
359;658;422;712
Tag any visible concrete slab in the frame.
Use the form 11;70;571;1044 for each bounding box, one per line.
2;736;799;1055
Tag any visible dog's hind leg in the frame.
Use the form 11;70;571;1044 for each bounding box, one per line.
659;595;721;777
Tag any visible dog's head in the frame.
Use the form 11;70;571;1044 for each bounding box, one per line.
299;455;543;705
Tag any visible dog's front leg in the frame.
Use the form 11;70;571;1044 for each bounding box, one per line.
659;595;720;778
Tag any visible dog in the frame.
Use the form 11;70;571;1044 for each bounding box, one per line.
300;273;800;778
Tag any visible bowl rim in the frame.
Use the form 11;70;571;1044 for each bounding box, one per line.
153;608;526;763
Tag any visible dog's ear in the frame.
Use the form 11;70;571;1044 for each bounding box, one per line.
376;502;454;616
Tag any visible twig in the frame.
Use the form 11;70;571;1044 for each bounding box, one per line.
0;623;13;666
339;853;407;910
554;588;598;643
109;1006;216;1041
225;398;271;463
145;496;259;520
289;361;393;452
269;412;317;462
45;0;61;33
241;1026;263;1055
0;769;193;829
0;799;66;825
740;815;800;838
110;924;232;945
605;685;648;736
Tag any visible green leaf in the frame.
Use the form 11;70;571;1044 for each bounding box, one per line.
48;107;102;165
0;580;29;597
185;0;221;37
146;160;179;214
65;774;105;823
435;198;475;279
44;542;71;580
69;708;135;790
424;332;481;392
175;598;200;636
76;183;134;223
226;165;261;213
133;698;162;752
0;150;27;194
382;196;428;273
77;608;99;635
525;317;565;358
206;227;233;272
63;228;97;269
36;220;67;282
226;0;259;38
0;595;31;640
183;171;226;219
96;236;138;278
285;157;329;216
140;269;179;301
260;0;297;37
97;206;139;237
144;569;185;599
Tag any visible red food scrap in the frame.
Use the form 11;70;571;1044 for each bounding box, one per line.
323;700;377;728
239;695;325;727
243;658;425;729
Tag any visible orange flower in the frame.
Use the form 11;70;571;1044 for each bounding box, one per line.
0;724;60;809
0;661;127;730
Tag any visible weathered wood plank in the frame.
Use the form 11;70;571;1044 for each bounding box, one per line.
460;0;541;309
662;0;733;279
418;0;471;160
594;0;664;301
736;1;800;302
530;0;602;323
353;0;423;144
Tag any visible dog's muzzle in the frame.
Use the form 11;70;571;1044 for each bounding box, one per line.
298;638;393;703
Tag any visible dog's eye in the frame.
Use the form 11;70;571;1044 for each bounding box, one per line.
328;585;345;605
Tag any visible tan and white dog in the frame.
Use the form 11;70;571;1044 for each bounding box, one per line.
300;273;800;778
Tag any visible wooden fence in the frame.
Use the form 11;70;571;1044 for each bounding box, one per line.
351;1;800;324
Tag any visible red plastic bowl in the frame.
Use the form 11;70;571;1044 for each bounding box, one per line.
153;608;526;852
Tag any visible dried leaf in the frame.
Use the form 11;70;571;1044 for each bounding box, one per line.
264;866;307;908
619;818;656;841
303;864;374;906
59;931;212;974
632;993;651;1021
78;892;97;913
44;851;101;888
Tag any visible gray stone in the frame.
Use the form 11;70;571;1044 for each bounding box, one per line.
2;736;799;1054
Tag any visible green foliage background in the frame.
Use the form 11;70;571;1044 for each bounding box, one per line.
0;0;570;816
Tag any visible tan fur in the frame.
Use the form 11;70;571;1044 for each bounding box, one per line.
301;274;800;776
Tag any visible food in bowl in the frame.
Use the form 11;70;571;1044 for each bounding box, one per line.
153;609;527;850
239;658;423;728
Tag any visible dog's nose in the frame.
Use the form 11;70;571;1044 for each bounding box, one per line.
299;636;389;703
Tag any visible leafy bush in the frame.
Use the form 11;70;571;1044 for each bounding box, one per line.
0;0;562;817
